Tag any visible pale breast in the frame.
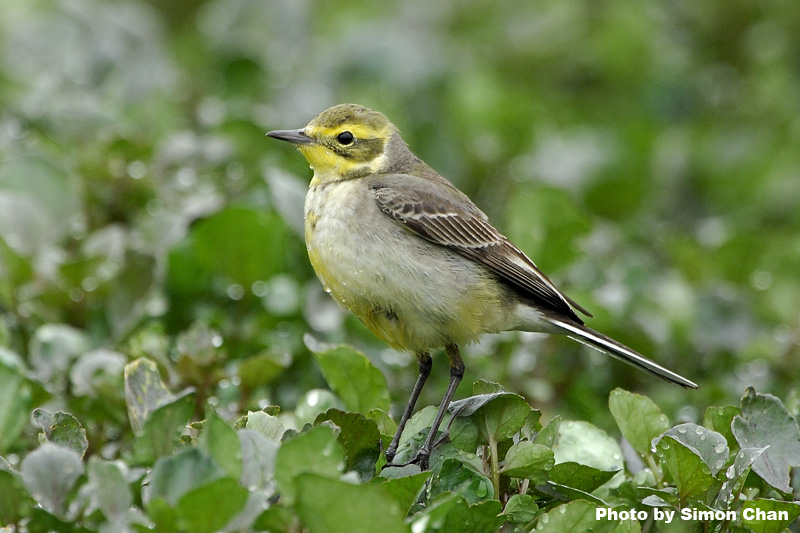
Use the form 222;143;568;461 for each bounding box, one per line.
304;179;516;352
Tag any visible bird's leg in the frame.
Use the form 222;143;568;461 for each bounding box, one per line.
416;343;464;470
385;351;432;464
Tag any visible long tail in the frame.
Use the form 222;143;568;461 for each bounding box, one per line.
548;317;698;389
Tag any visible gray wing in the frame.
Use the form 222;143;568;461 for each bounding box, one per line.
369;174;590;322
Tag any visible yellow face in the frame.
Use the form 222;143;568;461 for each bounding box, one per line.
297;104;396;183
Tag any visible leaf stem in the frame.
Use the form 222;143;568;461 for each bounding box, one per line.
489;435;500;498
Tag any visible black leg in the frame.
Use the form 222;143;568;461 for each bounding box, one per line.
385;351;432;463
416;344;464;470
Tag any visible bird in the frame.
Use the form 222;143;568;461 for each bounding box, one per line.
267;104;697;469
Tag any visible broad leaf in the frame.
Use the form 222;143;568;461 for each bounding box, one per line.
609;388;669;456
311;343;391;413
296;474;408;533
731;387;800;493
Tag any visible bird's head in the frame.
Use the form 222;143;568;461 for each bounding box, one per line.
267;104;399;183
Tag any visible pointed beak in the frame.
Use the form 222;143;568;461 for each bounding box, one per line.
266;129;315;145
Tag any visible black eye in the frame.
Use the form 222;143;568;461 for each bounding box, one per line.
336;131;354;145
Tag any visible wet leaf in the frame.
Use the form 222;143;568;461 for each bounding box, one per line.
500;441;554;483
429;458;493;504
652;435;714;505
660;423;728;475
315;408;381;479
533;500;617;533
731;387;800;493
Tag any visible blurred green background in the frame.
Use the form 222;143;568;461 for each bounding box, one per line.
1;0;799;455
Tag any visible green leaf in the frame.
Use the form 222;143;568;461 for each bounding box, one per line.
132;389;196;464
315;408;381;479
373;470;431;515
123;357;176;436
448;392;505;417
429;441;486;474
472;379;504;395
238;350;288;392
0;155;80;248
448;415;480;453
534;500;618;533
26;507;96;533
452;392;530;444
661;423;729;475
534;481;608;507
0;469;32;525
552;421;624;488
741;499;800;533
534;415;561;448
199;407;242;480
274;425;344;505
191;206;289;286
731;387;800;493
608;388;669;456
429;458;494;503
69;348;126;397
245;409;286;444
175;477;249;533
502;493;539;523
500;441;554;483
146;447;222;506
400;405;437;442
439;498;504;533
522;409;543;440
29;324;89;382
107;250;157;338
702;405;740;450
20;443;84;517
612;517;642;533
714;447;765;510
652;435;714;505
87;457;132;522
294;388;340;427
311;344;391;413
0;360;32;454
548;461;620;493
506;186;591;272
145;498;177;533
411;493;504;533
389;406;437;466
252;505;295;533
237;429;278;491
32;409;88;458
295;474;409;533
367;407;398;440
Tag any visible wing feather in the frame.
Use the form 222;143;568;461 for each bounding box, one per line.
371;175;590;321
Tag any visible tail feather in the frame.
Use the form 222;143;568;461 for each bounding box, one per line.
548;317;698;389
